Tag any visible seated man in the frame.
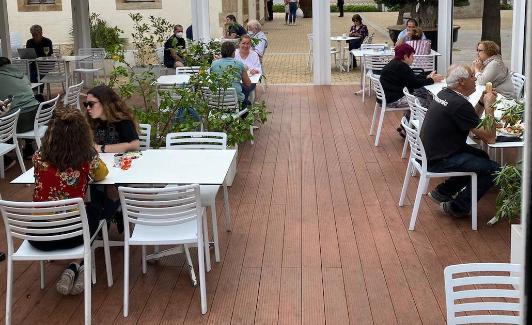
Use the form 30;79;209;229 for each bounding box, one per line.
420;64;499;217
246;20;268;58
395;18;426;46
26;24;53;84
224;15;246;39
164;24;186;68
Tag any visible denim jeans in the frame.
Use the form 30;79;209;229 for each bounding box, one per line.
289;2;298;24
429;145;500;213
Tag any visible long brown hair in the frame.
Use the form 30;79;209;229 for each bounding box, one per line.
40;108;97;171
86;85;138;130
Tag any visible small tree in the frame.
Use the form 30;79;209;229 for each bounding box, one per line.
481;0;501;46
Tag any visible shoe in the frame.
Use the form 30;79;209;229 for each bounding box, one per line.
428;189;453;204
56;263;78;295
70;265;85;295
440;201;469;219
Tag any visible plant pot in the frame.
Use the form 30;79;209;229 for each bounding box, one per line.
511;224;524;265
225;144;238;187
387;25;461;51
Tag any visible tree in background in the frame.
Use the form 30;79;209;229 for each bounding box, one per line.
299;0;312;18
482;0;501;46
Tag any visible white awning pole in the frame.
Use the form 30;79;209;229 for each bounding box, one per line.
191;0;211;42
437;0;453;74
312;0;331;85
0;1;11;59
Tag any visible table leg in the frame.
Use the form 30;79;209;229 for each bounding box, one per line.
223;181;232;231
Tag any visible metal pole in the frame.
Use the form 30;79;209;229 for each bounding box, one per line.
0;0;11;59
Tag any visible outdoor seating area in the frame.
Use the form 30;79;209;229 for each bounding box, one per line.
0;0;530;324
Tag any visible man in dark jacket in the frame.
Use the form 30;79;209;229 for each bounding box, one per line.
164;25;186;68
379;43;443;137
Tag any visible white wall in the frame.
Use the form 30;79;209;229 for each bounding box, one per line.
6;0;223;48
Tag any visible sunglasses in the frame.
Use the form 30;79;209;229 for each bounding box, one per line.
476;49;484;52
83;101;99;108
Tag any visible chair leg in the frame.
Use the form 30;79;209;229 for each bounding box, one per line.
40;261;45;290
409;176;427;231
471;174;477;230
203;212;211;272
91;249;97;284
197;238;207;315
123;243;130;317
35;136;42;149
399;161;413;206
141;246;147;274
14;140;26;173
401;136;409;159
0;156;5;179
362;73;367;102
250;125;254;145
84;254;91;325
210;200;220;263
374;106;386;146
369;103;379;135
102;222;113;287
6;258;13;325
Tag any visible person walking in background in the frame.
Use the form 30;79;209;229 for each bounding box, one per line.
288;0;299;25
267;0;274;21
284;0;289;25
337;0;345;17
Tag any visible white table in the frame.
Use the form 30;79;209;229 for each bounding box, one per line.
156;72;261;85
330;36;359;72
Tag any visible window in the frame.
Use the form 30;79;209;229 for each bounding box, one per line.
18;0;62;12
116;0;161;10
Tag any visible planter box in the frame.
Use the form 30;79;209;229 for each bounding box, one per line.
511;224;524;265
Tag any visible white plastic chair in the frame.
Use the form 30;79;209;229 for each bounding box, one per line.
119;185;208;316
36;59;68;98
138;124;151;150
398;118;478;231
362;53;393;102
176;66;201;74
0;110;26;178
166;132;229;268
0;198;113;325
63;80;84;110
15;94;60;149
10;58;30;77
368;73;409;146
444;263;521;325
411;54;436;72
401;88;427;159
307;33;339;70
511;72;525;99
74;48;106;84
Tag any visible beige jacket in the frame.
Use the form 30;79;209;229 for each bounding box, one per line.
475;55;515;98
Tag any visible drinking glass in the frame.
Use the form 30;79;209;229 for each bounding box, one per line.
43;47;50;56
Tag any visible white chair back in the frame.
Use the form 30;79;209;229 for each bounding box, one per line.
363;54;393;74
34;94;60;133
119;184;202;228
444;263;521;325
78;48;106;61
368;73;385;106
138;123;151;150
36;59;66;77
156;84;185;110
401;117;427;170
63;81;84;109
176;66;201;74
0;198;90;253
402;87;418;110
203;87;239;112
511;72;525;99
0;109;20;143
166;132;227;150
412;99;428;125
361;43;387;50
411;54;435;72
10;58;29;77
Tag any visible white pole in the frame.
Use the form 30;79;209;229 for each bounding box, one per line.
312;0;331;85
510;0;526;73
71;0;91;54
249;0;257;20
437;0;453;74
0;0;11;59
191;0;211;41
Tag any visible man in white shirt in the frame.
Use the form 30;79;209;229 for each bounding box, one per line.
247;20;268;58
395;18;426;46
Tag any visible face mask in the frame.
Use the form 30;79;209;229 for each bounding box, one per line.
175;32;183;38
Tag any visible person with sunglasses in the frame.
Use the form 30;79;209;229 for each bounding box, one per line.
84;85;139;233
472;40;514;98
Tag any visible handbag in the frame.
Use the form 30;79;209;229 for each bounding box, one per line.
296;8;304;18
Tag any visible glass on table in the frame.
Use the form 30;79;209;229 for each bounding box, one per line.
43;47;50;57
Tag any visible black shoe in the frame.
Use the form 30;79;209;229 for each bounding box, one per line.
428;189;453;204
440;201;469;219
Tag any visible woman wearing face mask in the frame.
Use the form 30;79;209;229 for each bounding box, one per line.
164;24;187;68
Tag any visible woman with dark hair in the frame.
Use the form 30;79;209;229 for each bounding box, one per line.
31;108;108;296
211;41;253;108
347;14;369;68
472;40;514;98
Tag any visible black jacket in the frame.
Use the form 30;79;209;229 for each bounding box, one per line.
379;59;434;104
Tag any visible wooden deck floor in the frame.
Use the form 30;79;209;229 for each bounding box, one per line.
0;85;511;324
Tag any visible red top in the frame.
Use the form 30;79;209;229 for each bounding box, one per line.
32;151;99;202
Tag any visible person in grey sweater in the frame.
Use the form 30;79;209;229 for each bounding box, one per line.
472;41;515;98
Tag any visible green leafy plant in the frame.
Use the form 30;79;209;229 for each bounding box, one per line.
129;13;172;67
89;13;126;56
500;101;524;127
175;40;221;67
488;164;522;225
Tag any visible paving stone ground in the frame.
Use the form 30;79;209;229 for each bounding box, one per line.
261;11;513;84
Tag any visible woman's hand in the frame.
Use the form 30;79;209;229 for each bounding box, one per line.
94;143;102;153
472;58;483;72
428;71;444;82
249;68;259;75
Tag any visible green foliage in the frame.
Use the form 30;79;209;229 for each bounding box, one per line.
174;40;221;67
490;164;522;224
129;13;172;67
89;13;126;55
500;3;512;10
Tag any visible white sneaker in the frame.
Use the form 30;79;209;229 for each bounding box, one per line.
56;263;78;295
70;264;85;295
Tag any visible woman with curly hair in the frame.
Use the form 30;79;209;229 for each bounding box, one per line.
472;40;514;98
31;108;108;296
84;85;140;153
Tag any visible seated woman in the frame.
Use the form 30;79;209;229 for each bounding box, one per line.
347;14;368;68
235;35;261;103
472;40;514;98
30;108;108;296
211;41;252;108
84;85;140;232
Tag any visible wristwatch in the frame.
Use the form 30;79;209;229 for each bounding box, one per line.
101;144;106;153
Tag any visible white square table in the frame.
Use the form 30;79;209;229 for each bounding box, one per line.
156;72;261;85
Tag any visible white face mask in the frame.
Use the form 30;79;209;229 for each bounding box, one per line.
175;32;183;38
